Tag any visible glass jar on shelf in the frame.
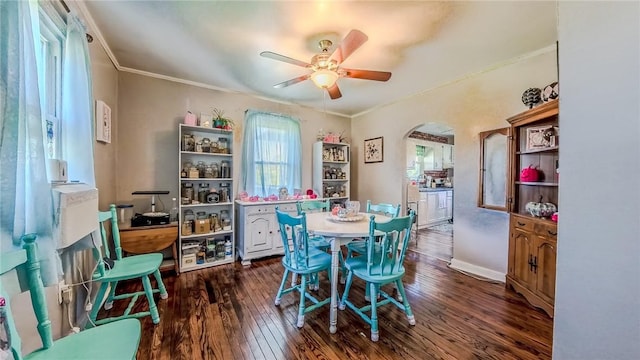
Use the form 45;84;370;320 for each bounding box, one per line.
197;161;206;178
209;213;220;232
182;134;195;152
201;137;211;153
181;182;194;204
220;209;231;230
220;160;230;178
204;164;215;178
198;183;210;203
210;162;219;178
218;138;229;154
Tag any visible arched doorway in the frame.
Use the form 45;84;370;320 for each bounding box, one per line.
404;123;454;262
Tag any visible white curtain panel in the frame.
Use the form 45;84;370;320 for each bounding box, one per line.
61;13;95;187
0;0;58;285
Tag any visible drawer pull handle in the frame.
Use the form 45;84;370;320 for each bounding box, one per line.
548;230;557;236
517;221;526;226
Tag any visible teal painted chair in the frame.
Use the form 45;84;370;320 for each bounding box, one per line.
345;201;401;299
0;234;141;359
296;199;345;287
88;204;168;327
345;200;401;259
274;207;332;328
339;211;416;342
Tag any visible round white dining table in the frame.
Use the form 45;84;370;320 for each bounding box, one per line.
304;211;391;334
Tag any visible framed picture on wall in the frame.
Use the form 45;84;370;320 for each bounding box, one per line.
364;137;383;163
95;100;111;143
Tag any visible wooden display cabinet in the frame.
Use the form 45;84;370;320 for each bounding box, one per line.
505;99;558;317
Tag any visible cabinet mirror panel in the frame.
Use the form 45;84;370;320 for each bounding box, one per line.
478;128;509;211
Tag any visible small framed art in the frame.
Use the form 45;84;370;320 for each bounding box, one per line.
525;125;556;151
364;136;383;163
95;100;111;143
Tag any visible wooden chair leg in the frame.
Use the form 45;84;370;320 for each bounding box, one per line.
142;275;160;324
396;280;415;325
339;271;354;310
297;275;307;328
369;282;379;342
104;281;118;310
153;270;168;299
87;282;109;328
275;269;289;306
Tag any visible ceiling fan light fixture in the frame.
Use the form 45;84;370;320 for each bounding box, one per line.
310;69;338;89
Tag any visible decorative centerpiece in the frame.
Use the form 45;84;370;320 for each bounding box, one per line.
525;196;557;218
522;88;542;109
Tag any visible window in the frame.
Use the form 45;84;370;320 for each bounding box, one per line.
37;3;64;159
241;110;302;197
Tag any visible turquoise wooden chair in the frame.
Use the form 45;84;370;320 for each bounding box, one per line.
346;200;401;258
345;201;401;299
88;204;168;327
296;199;346;288
0;234;141;359
339;211;416;342
274;207;332;328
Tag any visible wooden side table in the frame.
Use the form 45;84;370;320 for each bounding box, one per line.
119;223;179;275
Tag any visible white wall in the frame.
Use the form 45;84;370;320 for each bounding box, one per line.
553;2;640;358
115;72;349;212
352;49;557;277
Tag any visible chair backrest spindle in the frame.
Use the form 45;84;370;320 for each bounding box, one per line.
366;211;415;277
276;207;312;270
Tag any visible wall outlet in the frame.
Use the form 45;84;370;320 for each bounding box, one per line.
57;280;69;304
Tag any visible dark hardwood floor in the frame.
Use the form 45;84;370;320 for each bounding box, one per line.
99;229;553;360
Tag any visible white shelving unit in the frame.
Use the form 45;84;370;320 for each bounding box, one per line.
312;141;350;207
178;124;235;272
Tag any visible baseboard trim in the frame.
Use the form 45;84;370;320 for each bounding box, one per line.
448;258;505;283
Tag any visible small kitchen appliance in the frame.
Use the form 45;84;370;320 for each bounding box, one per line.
131;190;171;227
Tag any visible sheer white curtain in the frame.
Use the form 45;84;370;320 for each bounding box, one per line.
241;110;302;197
0;0;58;285
61;13;95;186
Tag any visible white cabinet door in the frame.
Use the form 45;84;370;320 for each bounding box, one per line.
418;199;428;227
446;191;453;220
433;144;443;171
426;192;447;225
246;215;273;253
443;144;454;169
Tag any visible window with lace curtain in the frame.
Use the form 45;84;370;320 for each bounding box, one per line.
241;110;302;197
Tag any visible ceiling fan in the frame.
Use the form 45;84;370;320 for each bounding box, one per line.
260;29;392;100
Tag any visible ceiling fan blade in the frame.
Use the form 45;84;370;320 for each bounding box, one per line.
327;83;342;99
329;29;368;65
342;68;392;82
260;51;311;68
273;74;310;88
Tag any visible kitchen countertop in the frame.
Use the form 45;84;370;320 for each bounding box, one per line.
418;187;453;192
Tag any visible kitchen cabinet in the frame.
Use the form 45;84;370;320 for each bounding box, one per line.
417;189;453;229
178;124;235;273
417;194;428;228
443;144;454;169
312;141;350;207
507;214;557;316
423;143;443;171
235;201;298;266
505;99;559;317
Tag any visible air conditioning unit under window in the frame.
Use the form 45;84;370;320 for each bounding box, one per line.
51;183;98;249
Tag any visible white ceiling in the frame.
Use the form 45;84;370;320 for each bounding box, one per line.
76;1;557;119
